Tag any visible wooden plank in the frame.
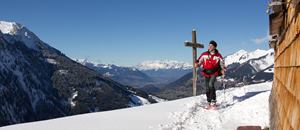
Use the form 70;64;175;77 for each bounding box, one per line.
295;68;300;101
269;12;284;36
184;42;204;48
289;92;300;129
296;37;300;66
236;126;261;130
286;67;293;91
290;42;296;66
286;47;291;66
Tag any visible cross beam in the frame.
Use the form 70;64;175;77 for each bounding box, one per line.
184;29;204;96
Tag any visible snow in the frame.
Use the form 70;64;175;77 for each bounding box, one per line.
136;60;192;71
74;58;135;70
0;21;40;50
249;49;274;71
46;58;58;65
103;72;113;77
228;78;235;82
225;49;273;66
264;68;274;73
149;95;167;103
131;68;137;71
70;91;78;107
129;95;151;106
101;64;113;69
224;49;248;66
74;58;98;65
162;82;271;130
0;82;272;130
0;21;20;34
220;92;270;129
75;59;191;71
58;70;68;75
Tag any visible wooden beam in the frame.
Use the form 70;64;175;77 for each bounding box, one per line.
184;42;204;48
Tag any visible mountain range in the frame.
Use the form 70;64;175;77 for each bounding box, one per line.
75;59;155;88
0;21;157;127
76;59;193;88
136;60;192;84
76;48;274;100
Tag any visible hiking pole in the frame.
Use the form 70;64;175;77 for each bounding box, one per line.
222;75;226;109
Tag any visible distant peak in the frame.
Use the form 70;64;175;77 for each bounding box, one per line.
74;58;124;68
0;20;43;50
253;49;266;53
74;58;99;65
236;49;248;54
0;21;23;35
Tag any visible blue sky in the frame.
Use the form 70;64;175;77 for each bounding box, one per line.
2;0;270;66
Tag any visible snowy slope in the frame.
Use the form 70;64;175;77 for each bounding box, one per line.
248;49;274;72
0;82;272;130
225;49;273;66
224;49;248;65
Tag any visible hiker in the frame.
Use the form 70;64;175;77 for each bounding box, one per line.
195;40;225;109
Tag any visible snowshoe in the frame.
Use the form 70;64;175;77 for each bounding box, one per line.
204;103;218;110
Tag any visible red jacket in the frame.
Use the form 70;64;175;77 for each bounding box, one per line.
197;49;225;77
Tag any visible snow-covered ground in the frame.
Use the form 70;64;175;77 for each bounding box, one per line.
0;82;272;130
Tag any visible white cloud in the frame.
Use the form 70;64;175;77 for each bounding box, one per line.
251;35;270;44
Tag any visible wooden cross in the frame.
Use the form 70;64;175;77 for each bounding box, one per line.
184;29;204;96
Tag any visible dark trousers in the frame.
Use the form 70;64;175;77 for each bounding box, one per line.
204;75;217;103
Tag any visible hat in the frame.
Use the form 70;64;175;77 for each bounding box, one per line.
209;40;217;47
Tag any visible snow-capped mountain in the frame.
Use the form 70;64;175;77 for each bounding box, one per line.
136;60;192;84
0;21;55;51
136;60;192;70
247;49;274;72
0;82;272;130
225;49;274;82
225;49;274;68
75;59;154;88
0;21;157;127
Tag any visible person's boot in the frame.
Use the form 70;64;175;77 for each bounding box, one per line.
205;102;211;109
210;102;217;110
